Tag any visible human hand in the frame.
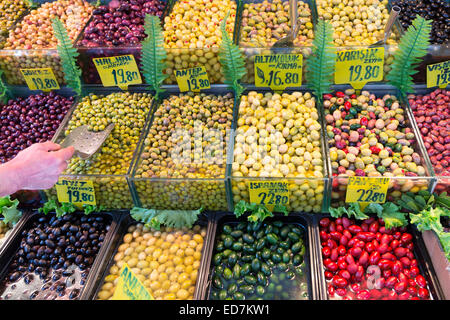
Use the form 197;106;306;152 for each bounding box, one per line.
8;141;75;191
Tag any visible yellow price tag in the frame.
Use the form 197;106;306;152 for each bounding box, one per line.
248;180;289;211
55;178;96;208
345;177;390;206
92;54;142;90
20;68;60;92
112;263;154;300
426;60;450;89
174;66;211;92
335;47;385;90
254;54;303;90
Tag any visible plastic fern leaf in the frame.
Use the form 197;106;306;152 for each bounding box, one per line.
387;16;431;99
0;70;11;104
305;19;336;104
141;14;168;100
219;11;247;100
52;18;82;96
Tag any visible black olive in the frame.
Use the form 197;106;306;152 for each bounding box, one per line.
69;289;80;300
45;239;56;248
9;272;21;282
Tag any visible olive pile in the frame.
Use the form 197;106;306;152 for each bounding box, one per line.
97;223;206;300
0;0;29;42
47;92;152;209
210;220;309;300
134;93;233;211
0;214;110;300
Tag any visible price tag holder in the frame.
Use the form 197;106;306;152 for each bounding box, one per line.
20;68;60;92
93;54;142;90
174;66;211;92
112;263;154;300
254;53;303;91
248;180;289;211
426;60;450;89
335;47;385;90
55;178;96;208
345;177;390;207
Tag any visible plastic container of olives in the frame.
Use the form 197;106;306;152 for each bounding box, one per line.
0;0;95;86
130;87;236;212
322;85;435;209
0;209;120;300
227;88;331;214
314;213;446;300
236;0;316;86
83;211;212;300
44;87;156;210
199;212;320;300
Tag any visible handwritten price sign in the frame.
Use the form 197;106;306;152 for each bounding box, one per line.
174;66;211;92
55;178;96;208
248;180;289;211
427;60;450;89
21;68;60;92
345;176;390;205
93;54;142;90
335;47;385;90
254;54;303;90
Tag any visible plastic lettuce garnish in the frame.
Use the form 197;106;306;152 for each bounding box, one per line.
234;200;288;226
141;14;168;100
386;15;432;98
329;202;369;220
52;17;82;96
0;70;11;104
39;199;77;218
0;196;22;226
83;204;106;215
305;19;336;105
365;202;408;229
130;207;203;230
218;11;247;100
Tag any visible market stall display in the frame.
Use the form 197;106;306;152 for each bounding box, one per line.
95;222;207;300
0;0;94;85
0;92;75;164
45;91;153;209
133;92;234;211
0;0;29;45
231;91;326;213
0;212;112;300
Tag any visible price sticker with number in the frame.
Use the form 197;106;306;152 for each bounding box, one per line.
111;263;154;300
254;53;303;91
345;176;390;205
20;68;60;92
55;178;96;208
248;180;289;211
335;47;385;90
426;60;450;89
93;54;142;90
174;66;211;92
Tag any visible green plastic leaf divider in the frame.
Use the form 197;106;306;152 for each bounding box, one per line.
218;10;247;100
52;17;82;96
141;14;168;100
386;15;432;99
24;0;38;9
305;19;336;105
0;70;11;104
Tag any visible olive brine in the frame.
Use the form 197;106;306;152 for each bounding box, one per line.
210;220;309;300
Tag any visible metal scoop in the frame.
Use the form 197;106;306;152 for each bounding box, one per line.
272;0;299;49
59;123;115;160
370;5;401;47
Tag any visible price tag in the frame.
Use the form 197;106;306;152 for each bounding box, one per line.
174;66;211;92
248;180;289;211
93;54;142;90
55;178;96;208
111;263;154;300
426;60;450;89
20;68;60;92
254;53;303;90
335;47;385;90
345;177;390;205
